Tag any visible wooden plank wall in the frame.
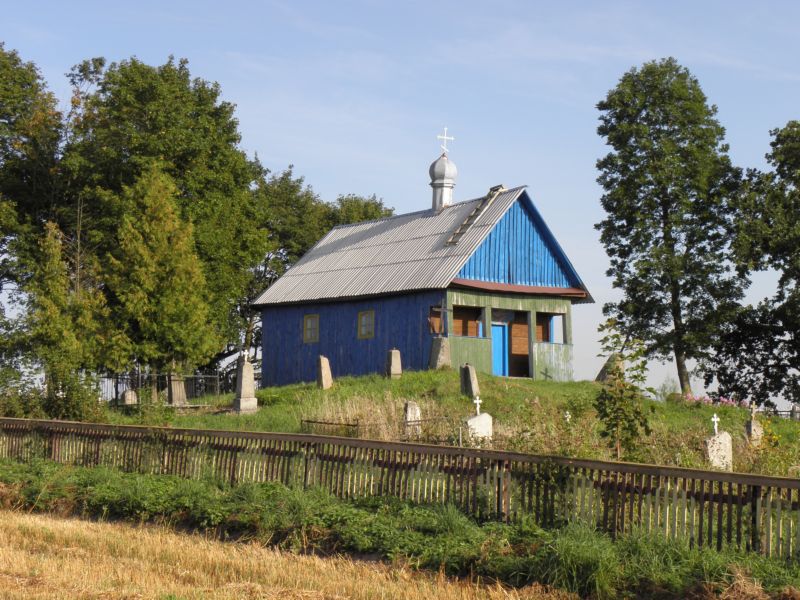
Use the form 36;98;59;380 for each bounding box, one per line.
1;417;799;560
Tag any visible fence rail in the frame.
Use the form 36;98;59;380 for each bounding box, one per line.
1;417;799;560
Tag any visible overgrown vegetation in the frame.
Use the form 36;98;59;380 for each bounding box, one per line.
0;458;798;599
99;369;800;477
594;319;654;459
0;44;392;420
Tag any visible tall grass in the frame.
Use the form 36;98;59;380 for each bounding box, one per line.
1;458;800;599
101;368;800;477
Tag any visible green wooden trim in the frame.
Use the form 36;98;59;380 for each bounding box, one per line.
446;289;575;380
449;336;493;374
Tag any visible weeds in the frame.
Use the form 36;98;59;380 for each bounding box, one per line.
1;458;799;599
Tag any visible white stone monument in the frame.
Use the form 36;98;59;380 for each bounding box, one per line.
404;400;422;436
705;413;733;471
233;355;258;414
465;396;492;441
317;355;333;390
385;348;402;379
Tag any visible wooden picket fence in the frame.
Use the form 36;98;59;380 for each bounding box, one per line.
1;417;799;560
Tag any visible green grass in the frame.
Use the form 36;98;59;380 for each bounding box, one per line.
1;458;799;599
101;368;800;476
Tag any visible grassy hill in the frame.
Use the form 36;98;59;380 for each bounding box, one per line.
109;369;800;477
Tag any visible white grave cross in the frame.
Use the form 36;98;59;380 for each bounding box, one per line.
712;413;720;436
473;396;482;416
437;127;454;154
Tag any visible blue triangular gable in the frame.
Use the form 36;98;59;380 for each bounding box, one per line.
456;192;584;289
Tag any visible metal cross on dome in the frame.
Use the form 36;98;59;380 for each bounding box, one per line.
437;127;454;154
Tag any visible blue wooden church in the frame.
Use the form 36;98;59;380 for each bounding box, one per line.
254;149;592;387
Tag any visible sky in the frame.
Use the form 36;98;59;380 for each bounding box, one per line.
4;0;800;391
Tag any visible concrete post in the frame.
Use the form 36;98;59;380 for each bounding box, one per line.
317;355;333;390
385;348;402;379
233;355;258;414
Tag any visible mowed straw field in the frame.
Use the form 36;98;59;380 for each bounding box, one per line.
0;510;574;600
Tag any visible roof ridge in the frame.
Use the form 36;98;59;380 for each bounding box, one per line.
253;185;539;307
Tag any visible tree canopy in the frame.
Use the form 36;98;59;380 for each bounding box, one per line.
0;45;392;400
704;122;800;404
595;57;747;395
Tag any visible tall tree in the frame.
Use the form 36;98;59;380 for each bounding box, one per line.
329;193;393;227
0;43;61;295
704;121;800;404
105;165;219;373
595;58;746;394
24;222;105;419
62;56;268;347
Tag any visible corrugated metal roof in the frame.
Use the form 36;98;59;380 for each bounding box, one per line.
254;187;528;306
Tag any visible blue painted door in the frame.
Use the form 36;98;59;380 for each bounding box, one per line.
491;324;509;376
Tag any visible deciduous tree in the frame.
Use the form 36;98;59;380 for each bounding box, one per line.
62;57;268;347
704;122;800;404
596;58;746;394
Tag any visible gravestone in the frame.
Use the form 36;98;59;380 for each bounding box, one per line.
385;348;402;379
429;337;451;369
705;431;733;471
791;404;800;421
595;354;623;382
465;412;493;441
705;415;732;470
460;363;480;398
746;405;763;447
233;355;258;414
168;375;188;406
404;400;421;437
121;389;138;406
317;355;333;390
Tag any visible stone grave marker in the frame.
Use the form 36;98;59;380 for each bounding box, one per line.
121;389;138;406
464;396;492;441
317;355;333;390
705;413;732;471
233;355;258;414
746;404;763;448
385;348;402;379
595;353;623;382
460;363;480;398
429;337;451;369
404;400;421;437
168;375;188;406
792;404;800;421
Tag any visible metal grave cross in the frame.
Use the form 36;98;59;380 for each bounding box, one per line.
437;127;454;154
712;413;720;436
474;396;482;416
